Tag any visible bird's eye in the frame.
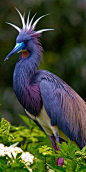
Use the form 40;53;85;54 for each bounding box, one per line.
24;41;28;45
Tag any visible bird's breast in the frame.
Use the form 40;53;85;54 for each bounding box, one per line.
25;106;69;142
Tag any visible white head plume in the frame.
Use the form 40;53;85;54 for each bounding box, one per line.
6;8;54;34
6;22;21;32
26;11;30;28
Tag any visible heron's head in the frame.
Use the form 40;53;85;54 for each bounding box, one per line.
5;8;53;61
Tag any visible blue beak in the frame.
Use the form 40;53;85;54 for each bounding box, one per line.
4;42;25;61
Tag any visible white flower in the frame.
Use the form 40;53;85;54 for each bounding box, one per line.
0;144;5;156
1;145;23;158
21;152;34;165
14;146;23;153
4;147;12;158
0;143;4;149
0;150;5;156
0;143;35;171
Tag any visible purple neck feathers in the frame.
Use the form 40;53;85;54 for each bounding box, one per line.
13;39;43;116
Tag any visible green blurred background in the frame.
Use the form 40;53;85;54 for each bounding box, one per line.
0;0;86;125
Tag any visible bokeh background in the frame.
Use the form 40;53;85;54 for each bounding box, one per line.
0;0;86;125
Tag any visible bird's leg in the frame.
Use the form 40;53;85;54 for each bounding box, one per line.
55;135;64;166
49;135;58;150
49;135;64;166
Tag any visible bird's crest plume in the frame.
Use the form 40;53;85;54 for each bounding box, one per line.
6;8;53;36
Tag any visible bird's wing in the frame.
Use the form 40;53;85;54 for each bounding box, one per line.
39;75;86;148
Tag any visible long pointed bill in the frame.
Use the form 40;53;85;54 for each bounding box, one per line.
4;42;25;61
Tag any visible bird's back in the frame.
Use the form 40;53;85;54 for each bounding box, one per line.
32;70;86;148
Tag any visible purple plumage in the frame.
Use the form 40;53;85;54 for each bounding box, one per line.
5;9;86;167
13;48;42;116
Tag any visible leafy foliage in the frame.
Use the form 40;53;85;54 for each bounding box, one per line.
0;154;30;172
0;117;86;171
55;140;86;172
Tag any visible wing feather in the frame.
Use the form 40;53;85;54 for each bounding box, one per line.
39;74;86;148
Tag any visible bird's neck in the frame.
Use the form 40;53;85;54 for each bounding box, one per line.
15;39;42;76
13;47;42;115
13;46;41;87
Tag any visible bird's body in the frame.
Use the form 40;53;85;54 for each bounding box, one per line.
13;59;86;149
5;9;86;166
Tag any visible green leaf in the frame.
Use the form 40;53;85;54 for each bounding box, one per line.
16;153;22;159
46;163;66;172
0;167;5;172
0;158;7;169
82;146;86;153
71;161;77;172
32;159;45;172
0;118;11;131
18;114;31;127
79;166;86;171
